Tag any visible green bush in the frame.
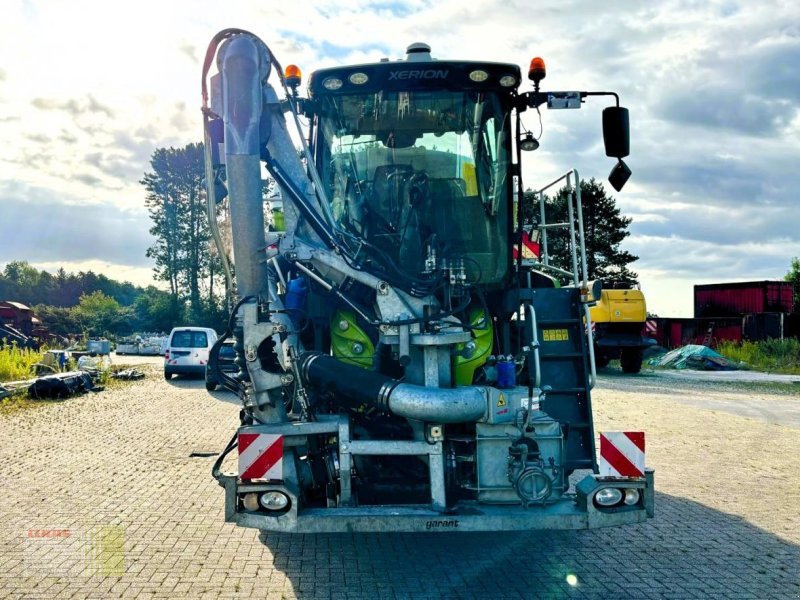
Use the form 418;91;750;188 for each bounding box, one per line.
717;338;800;374
0;345;44;382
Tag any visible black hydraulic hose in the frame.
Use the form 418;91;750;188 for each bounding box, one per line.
211;430;238;485
298;352;487;423
298;352;397;411
264;154;339;250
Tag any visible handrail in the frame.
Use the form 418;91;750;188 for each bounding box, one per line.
525;304;542;389
532;168;595;388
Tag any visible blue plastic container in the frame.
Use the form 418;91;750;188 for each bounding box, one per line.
496;358;516;389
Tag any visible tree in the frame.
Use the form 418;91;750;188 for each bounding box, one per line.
133;286;183;333
786;257;800;310
142;143;210;321
33;304;80;337
524;178;638;284
72;291;133;337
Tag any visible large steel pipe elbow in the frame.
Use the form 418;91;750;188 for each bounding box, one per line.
298;352;487;423
219;34;271;155
387;384;486;423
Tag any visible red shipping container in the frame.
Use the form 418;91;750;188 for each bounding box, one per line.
694;281;794;318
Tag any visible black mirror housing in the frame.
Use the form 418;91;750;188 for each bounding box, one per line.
602;106;630;158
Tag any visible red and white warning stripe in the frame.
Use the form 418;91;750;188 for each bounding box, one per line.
238;433;283;480
599;432;645;478
645;320;657;336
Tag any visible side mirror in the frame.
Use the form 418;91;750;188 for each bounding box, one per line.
602;106;629;158
603;106;631;191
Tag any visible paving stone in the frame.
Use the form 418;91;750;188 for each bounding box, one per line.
1;361;799;598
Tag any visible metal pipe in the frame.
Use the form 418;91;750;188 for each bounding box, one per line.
226;154;269;299
525;304;541;389
584;304;597;389
219;35;271;299
538;191;549;266
387;384;486;424
573;168;589;291
536;171;572;195
565;173;580;287
299;353;486;424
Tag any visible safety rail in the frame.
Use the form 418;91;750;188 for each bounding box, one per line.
529;169;596;388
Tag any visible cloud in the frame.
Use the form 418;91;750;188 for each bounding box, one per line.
31;94;114;118
72;173;104;187
26;133;50;144
0;183;152;269
58;130;78;144
180;43;198;63
2;0;799;317
27;260;160;289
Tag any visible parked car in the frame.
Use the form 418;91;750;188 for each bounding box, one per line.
205;338;237;391
163;327;218;380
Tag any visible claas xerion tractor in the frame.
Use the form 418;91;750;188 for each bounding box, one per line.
201;29;653;533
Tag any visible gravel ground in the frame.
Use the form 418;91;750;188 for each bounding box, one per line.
0;358;798;599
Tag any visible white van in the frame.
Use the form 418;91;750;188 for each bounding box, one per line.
164;326;218;380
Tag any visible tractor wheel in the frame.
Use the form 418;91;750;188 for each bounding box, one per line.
594;352;610;368
620;348;643;374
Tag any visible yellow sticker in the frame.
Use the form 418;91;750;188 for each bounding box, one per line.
497;393;507;407
543;329;569;342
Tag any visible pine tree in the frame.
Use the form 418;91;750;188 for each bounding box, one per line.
533;178;638;284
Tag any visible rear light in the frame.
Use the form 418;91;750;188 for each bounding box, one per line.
164;349;169;360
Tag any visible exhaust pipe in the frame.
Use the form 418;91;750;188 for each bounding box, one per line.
298;353;486;423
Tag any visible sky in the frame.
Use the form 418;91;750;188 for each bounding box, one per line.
0;0;798;316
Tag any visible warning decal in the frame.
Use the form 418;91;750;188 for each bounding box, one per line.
238;433;283;480
599;432;645;478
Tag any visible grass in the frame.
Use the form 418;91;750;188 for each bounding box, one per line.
0;345;44;383
716;338;800;375
1;347;148;414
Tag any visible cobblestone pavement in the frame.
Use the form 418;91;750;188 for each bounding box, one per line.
1;360;798;599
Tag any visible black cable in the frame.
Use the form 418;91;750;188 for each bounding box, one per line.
211;430;238;485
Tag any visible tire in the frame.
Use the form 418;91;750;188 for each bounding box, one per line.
205;380;218;392
594;349;610;369
164;371;173;380
620;348;643;374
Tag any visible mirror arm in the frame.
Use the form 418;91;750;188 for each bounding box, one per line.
520;91;621;110
580;91;620;107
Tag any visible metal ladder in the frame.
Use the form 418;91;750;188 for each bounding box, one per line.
527;169;597;388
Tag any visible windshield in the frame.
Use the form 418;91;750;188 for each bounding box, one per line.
315;90;511;285
171;331;209;348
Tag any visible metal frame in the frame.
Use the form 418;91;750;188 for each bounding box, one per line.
530;169;597;388
219;468;654;533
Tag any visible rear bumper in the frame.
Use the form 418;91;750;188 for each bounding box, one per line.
218;469;654;533
165;364;205;375
595;333;655;349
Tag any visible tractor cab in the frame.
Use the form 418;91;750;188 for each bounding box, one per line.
308;44;520;287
